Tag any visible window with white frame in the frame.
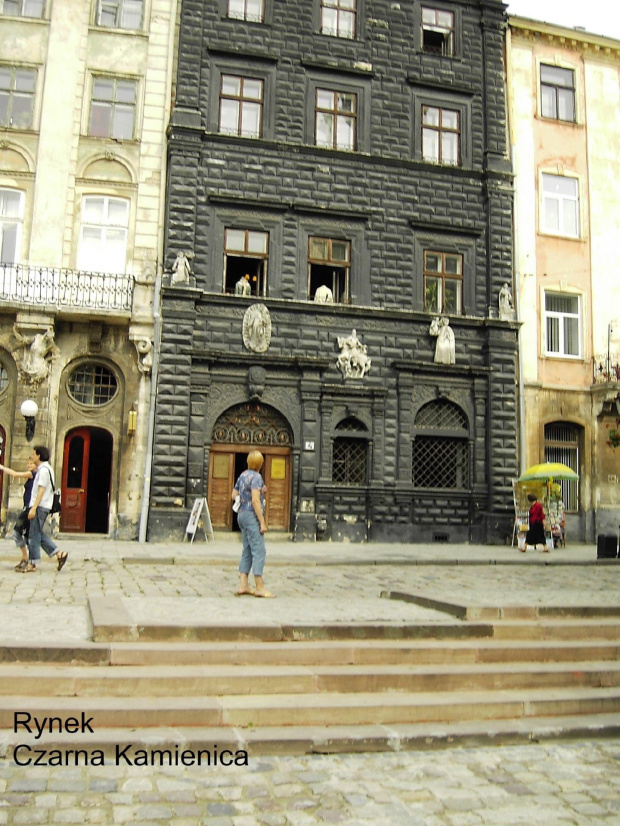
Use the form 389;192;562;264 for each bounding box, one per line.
219;75;263;138
315;89;356;150
544;292;581;358
96;0;143;29
0;0;44;17
226;0;264;22
540;64;575;122
0;66;36;129
78;196;129;274
542;173;579;237
320;0;356;39
421;7;454;56
422;105;459;165
89;77;137;140
0;188;24;263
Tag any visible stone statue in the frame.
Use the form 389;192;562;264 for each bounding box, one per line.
429;317;455;365
336;328;371;380
248;365;267;399
498;282;515;320
235;274;252;296
12;326;58;385
242;304;271;353
314;284;334;303
171;251;192;284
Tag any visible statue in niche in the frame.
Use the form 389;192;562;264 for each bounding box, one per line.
498;283;515;320
336;329;371;380
314;284;334;303
429;317;455;365
242;304;271;353
248;365;266;399
235;274;252;296
171;251;193;285
12;326;59;385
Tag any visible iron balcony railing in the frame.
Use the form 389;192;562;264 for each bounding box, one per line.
0;263;133;312
593;353;620;384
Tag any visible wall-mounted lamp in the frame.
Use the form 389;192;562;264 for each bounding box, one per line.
20;399;38;442
127;404;137;436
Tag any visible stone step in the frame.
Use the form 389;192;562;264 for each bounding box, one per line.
2;687;620;730
5;713;620;759
1;660;620;698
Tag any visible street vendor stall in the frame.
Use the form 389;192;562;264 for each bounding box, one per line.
513;463;577;549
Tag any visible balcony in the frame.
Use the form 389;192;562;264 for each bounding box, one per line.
0;263;134;317
593;353;620;384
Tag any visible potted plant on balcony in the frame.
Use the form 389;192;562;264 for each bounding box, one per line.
607;418;620;448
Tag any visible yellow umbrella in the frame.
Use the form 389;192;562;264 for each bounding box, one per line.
518;462;578;482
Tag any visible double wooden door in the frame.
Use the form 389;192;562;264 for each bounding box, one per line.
208;446;291;531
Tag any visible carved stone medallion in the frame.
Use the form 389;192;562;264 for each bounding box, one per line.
242;304;271;353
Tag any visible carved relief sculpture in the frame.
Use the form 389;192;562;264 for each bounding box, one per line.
429;317;455;365
242;304;271;353
248;365;267;399
12;326;59;386
235;274;251;296
498;282;516;320
336;328;371;380
171;251;193;285
134;338;154;374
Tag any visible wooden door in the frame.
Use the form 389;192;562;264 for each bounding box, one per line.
264;453;290;531
61;428;90;532
208;451;234;528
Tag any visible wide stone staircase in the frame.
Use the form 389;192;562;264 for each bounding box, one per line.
1;593;620;757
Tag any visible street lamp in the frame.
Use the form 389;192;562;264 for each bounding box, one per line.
20;400;38;442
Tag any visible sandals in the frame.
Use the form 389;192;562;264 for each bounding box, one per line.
17;563;37;573
14;560;28;571
56;552;68;571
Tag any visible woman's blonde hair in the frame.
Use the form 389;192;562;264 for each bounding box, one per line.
247;450;264;471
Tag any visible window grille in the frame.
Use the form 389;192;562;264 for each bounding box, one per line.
412;435;468;488
212;402;291;446
545;422;579;511
68;364;117;406
415;399;467;430
333;437;367;485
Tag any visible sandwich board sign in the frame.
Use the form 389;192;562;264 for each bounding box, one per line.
185;497;214;543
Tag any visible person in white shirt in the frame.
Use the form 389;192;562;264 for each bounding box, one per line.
22;445;68;573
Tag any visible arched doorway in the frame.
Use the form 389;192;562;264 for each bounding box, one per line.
0;425;5;509
61;427;113;533
207;402;293;531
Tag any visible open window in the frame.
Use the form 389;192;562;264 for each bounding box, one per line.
421;7;454;56
224;228;268;296
308;236;350;303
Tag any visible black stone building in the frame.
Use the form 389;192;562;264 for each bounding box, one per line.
149;0;518;544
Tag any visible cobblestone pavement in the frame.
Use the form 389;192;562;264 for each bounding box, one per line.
1;739;620;824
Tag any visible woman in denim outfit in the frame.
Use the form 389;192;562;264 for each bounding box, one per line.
232;450;274;597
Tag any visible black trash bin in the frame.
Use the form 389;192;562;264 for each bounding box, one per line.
597;534;618;559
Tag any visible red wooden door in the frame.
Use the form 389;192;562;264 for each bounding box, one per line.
61;428;91;532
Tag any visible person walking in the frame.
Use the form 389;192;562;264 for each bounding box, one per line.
22;445;68;573
231;450;274;597
0;458;36;571
523;492;547;553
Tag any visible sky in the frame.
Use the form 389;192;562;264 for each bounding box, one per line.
505;0;620;40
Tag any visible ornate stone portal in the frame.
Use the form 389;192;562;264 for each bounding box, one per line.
242;304;271;353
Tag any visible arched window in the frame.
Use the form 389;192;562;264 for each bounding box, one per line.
68;363;118;405
412;399;469;489
545;422;579;511
332;417;368;485
0;363;8;393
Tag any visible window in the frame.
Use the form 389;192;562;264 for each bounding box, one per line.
424;251;462;313
545;292;581;358
422;7;454;55
0;189;24;264
308;236;350;302
0;363;8;393
315;89;356;150
320;0;356;39
332;419;368;485
422;106;459;165
78;196;129;274
224;228;268;295
219;75;263;138
540;64;575;122
68;364;118;405
89;77;137;140
542;174;579;237
545;422;579;511
0;0;44;17
227;0;264;22
412;400;469;489
0;67;36;129
96;0;143;29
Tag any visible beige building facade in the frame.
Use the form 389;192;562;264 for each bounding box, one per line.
0;0;176;538
507;17;620;541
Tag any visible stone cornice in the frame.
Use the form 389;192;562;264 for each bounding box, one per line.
509;17;620;61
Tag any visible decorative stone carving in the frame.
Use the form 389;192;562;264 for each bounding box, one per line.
336;329;371;380
248;365;267;399
314;284;333;303
242;304;271;353
429;317;455;365
498;282;516;320
171;251;193;285
235;274;251;296
133;338;154;374
11;325;58;386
